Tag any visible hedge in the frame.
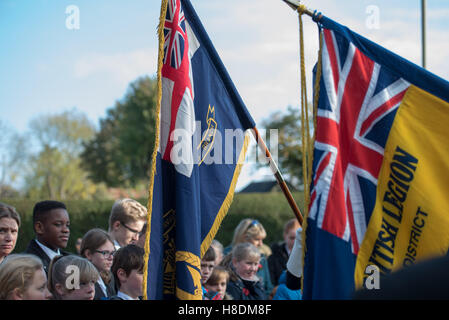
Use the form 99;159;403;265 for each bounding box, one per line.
1;192;305;254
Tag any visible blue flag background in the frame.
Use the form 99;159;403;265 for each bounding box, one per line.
144;0;255;300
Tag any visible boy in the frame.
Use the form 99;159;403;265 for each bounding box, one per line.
110;244;144;300
108;198;147;250
201;247;220;300
24;200;71;274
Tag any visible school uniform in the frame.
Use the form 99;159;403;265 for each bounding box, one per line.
94;276;117;300
24;239;71;275
226;276;267;300
109;291;141;300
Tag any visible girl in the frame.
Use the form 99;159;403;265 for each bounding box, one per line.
225;242;267;300
204;266;231;300
225;219;274;296
47;255;99;300
0;254;51;300
80;228;117;299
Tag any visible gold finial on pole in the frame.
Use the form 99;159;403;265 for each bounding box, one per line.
281;0;323;21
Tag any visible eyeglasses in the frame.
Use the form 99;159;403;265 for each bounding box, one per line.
94;250;116;258
121;222;140;235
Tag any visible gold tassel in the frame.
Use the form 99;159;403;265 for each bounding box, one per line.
142;0;169;300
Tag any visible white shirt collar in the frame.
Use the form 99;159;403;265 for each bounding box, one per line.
117;291;138;300
97;277;108;297
35;238;60;261
113;240;121;251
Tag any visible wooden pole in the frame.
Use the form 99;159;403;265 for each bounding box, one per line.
251;127;304;226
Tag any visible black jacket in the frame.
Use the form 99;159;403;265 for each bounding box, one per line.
94;276;117;300
226;277;267;300
353;254;449;300
24;239;71;275
267;241;289;285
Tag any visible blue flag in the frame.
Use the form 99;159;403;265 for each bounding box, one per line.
303;15;449;299
143;0;255;300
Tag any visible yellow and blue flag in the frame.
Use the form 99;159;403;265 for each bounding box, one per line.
303;16;449;299
143;0;255;300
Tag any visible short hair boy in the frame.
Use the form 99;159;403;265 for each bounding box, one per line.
201;247;216;285
24;200;71;274
108;199;147;250
110;244;145;300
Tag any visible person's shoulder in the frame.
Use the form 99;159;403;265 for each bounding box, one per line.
23;239;39;253
60;249;73;256
270;241;285;252
108;295;124;300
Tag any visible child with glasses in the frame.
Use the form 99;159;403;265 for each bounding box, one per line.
80;228;117;300
108;199;147;250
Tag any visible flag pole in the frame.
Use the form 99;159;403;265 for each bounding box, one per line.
251;127;304;226
421;0;426;69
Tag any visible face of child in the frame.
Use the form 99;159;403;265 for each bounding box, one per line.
284;227;298;252
115;220;145;247
0;217;19;259
205;276;227;297
120;269;143;299
200;260;215;284
38;209;70;250
59;280;96;300
87;240;115;274
20;268;52;300
233;257;260;281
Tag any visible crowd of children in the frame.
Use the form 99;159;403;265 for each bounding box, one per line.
0;200;302;300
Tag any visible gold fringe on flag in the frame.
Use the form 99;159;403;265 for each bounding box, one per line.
142;0;169;301
296;4;324;291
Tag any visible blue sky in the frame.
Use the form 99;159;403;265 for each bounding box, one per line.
1;0;448;189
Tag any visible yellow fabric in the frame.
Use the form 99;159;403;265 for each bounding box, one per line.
142;0;168;300
355;85;449;288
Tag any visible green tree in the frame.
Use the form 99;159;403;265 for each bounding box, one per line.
256;105;313;188
24;109;107;199
0;120;28;197
81;76;157;187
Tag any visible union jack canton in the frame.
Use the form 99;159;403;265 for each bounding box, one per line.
303;25;410;299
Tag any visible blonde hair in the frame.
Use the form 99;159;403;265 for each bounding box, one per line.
108;198;147;231
232;242;261;263
47;255;99;300
205;266;229;286
231;219;267;247
0;254;43;300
